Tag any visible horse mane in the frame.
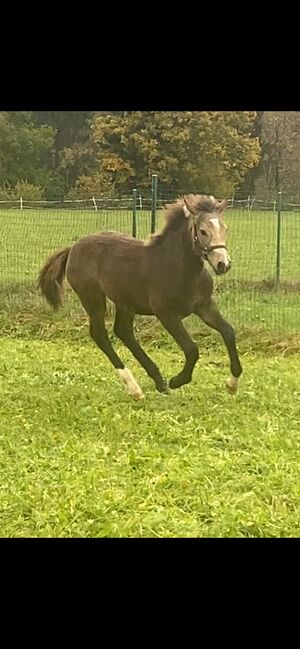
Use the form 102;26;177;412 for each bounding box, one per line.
146;195;221;247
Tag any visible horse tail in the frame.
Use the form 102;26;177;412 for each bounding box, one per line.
38;247;71;310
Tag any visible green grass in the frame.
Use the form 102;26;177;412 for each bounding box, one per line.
0;207;299;333
0;207;299;283
1;329;300;537
225;209;300;283
1;207;299;538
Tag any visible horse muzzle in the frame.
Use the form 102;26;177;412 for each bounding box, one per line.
215;259;231;275
203;245;231;275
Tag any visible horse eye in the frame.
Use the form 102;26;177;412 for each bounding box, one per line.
200;229;207;237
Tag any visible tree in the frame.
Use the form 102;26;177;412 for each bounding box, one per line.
33;112;92;161
33;111;94;191
238;111;264;196
74;111;260;197
0;112;55;187
184;111;261;194
0;111;261;200
252;112;300;201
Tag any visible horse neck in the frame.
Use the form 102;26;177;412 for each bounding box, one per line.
158;220;203;273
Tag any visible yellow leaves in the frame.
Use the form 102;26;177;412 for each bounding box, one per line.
102;154;132;174
58;146;77;170
77;111;261;194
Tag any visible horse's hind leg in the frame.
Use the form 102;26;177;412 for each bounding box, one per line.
194;299;242;394
84;294;144;400
114;308;168;393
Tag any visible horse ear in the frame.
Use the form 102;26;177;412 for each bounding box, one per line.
183;197;191;218
218;199;227;212
183;195;197;217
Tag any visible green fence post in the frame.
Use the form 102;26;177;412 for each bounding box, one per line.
275;191;282;285
132;189;137;238
151;174;158;234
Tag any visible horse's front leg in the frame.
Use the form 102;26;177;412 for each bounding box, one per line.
156;312;199;389
194;299;242;394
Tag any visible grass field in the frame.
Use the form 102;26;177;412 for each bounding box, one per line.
0;328;300;537
0;207;300;283
0;206;299;537
0;207;299;332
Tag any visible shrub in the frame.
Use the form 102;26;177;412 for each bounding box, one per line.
0;180;44;201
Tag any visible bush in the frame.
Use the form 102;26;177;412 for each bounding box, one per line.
66;172;117;200
42;174;66;201
0;180;44;201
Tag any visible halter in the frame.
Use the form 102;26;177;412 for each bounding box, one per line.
193;222;227;259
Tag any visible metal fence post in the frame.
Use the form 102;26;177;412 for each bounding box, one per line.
151;174;158;234
132;188;137;238
275;191;282;285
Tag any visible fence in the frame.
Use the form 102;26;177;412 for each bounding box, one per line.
0;176;299;334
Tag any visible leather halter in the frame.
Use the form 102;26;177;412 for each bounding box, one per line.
193;222;227;259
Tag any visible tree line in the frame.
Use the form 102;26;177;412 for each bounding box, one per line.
0;111;298;201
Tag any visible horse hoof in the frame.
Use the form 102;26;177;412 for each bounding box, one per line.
117;367;145;400
169;376;183;390
226;377;238;394
133;391;145;400
157;379;170;394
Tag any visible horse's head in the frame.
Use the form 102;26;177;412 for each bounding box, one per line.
183;194;231;275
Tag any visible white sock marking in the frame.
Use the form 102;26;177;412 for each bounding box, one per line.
117;368;145;400
226;374;239;394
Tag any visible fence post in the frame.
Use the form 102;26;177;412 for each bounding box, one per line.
151;174;158;234
20;196;23;210
92;196;97;211
132;188;137;238
275;191;282;285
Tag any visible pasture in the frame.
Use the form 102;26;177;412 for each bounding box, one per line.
1;207;300;284
0;206;299;537
1;331;300;537
0;206;299;331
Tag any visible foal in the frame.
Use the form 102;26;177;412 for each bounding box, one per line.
38;194;242;399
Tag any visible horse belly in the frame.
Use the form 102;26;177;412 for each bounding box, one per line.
103;276;153;315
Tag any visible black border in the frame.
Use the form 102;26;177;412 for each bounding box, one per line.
1;17;298;112
3;0;299;110
1;538;298;622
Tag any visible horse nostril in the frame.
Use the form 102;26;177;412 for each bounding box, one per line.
217;261;225;274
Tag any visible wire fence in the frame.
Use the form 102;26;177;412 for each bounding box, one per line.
0;179;299;334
